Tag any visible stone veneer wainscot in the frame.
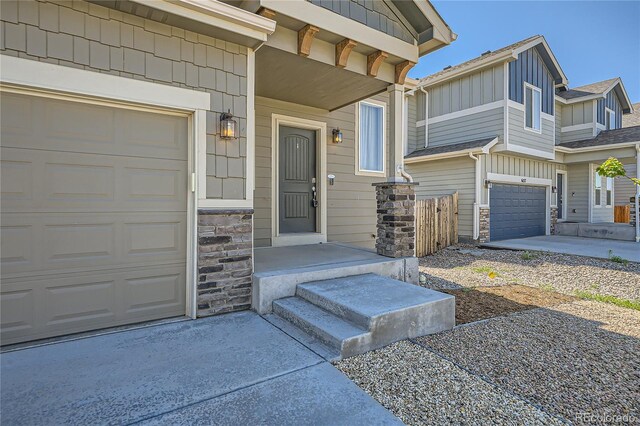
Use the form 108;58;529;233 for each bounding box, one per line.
198;210;253;316
479;207;490;243
373;182;417;258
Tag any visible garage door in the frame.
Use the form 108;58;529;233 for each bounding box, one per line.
490;184;546;241
1;92;188;345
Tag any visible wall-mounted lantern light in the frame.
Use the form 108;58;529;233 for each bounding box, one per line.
332;128;343;144
220;110;238;140
484;179;492;189
552;186;558;193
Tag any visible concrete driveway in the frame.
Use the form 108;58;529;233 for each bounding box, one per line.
483;235;640;263
1;312;400;425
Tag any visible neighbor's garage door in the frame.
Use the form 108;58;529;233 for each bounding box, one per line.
490;183;546;241
1;92;188;345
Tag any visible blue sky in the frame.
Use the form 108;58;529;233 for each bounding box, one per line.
409;1;640;103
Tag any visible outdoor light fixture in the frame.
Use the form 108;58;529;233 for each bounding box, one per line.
552;186;558;193
220;110;238;140
484;179;492;189
332;128;343;144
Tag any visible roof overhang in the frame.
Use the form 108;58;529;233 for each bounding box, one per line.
418;50;514;89
411;1;457;56
556;141;640;154
555;78;634;113
404;137;498;163
128;0;276;48
512;36;568;87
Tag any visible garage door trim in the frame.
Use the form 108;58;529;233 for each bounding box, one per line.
487;172;551;238
1;56;211;322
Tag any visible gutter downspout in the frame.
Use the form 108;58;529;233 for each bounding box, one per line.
636;144;639;242
469;152;480;240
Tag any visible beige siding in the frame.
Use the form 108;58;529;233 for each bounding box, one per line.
508;107;554;154
407;157;476;238
428;65;504;118
566;163;589;222
255;94;389;248
615;163;637;205
0;0;248;200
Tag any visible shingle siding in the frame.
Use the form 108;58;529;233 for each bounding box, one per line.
0;0;248;200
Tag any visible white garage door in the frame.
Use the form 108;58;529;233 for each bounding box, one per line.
1;92;189;345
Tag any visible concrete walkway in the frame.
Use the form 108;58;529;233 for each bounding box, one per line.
483;235;640;263
1;312;401;425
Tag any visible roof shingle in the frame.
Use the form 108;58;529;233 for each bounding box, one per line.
405;137;496;159
558;126;640;149
556;78;618;100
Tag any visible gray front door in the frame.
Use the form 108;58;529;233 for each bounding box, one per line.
490;184;546;241
557;173;564;220
279;126;317;234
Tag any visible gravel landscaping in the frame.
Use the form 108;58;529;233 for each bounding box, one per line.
336;340;564;426
418;300;640;425
419;245;640;301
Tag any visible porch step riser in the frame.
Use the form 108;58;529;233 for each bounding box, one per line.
296;286;370;329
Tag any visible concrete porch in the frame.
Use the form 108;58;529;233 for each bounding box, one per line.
556;221;636;241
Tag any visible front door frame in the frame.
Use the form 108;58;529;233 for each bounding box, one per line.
556;170;568;222
271;114;327;247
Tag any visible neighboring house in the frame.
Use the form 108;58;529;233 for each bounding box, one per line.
404;35;637;242
0;0;456;345
617;102;640;207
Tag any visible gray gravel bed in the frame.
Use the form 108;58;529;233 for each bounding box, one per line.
417;300;640;425
419;245;640;301
335;340;565;426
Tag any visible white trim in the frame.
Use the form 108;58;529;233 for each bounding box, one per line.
271;114;328;246
556;170;568;221
487;172;552;235
561;123;592;133
512;37;568;86
131;0;275;43
555;141;640;154
427;100;504;124
606;176;614;208
416;120;426;127
588;163;594;222
403;94;409;156
419;50;514;89
355;99;387;177
0;55;207;320
592;100;599;137
605;107;616;130
422;88;429;148
246;48;256;203
523;82;542;134
506;144;555;160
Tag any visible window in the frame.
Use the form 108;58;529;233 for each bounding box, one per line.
606;108;616;130
524;84;542;132
606;177;613;207
357;101;385;175
594;172;601;206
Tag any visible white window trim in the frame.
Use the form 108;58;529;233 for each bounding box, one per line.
355;99;387;177
0;54;210;320
605;176;614;208
523;82;542;134
593;165;602;209
605;107;616;130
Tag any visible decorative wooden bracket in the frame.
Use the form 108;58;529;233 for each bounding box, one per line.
335;39;357;68
367;51;388;77
298;24;319;57
395;60;416;84
257;7;276;20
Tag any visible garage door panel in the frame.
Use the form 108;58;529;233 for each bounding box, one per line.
1;213;186;277
0;93;187;160
124;273;184;315
1;148;186;213
490;183;546;241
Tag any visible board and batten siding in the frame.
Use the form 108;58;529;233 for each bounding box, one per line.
508;46;554;115
406;157;476;238
508;107;554;154
428;65;504;118
555;101;562;144
561;100;594;126
614;163;637;205
428;107;503;147
597;89;623;128
255;94;389;248
481;153;565;204
0;0;248;200
566;163;590;222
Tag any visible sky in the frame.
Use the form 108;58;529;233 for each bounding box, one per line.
409;1;640;103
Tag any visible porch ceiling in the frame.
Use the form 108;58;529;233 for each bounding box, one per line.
256;46;388;111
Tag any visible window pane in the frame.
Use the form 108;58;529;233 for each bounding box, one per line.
606;177;613;190
595;173;601;189
359;103;384;172
525;87;533;128
607;190;612;206
595;189;601;205
533;90;541;130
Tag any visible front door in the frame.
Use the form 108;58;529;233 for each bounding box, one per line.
279;126;317;234
557;173;564;220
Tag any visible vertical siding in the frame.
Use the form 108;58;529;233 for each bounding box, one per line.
508;46;554;114
428;107;503;147
508;107;554;154
566;163;589;222
561;101;594;126
428;65;504;118
596;89;623;128
614;163;638;205
406;157;476;238
255;94;389;248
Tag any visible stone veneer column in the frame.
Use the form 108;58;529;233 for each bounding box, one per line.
550;207;558;235
478;207;490;243
373;182;417;258
197;209;253;316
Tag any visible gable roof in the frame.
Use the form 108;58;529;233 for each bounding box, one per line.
405;137;498;162
557;126;640;150
416;35;568;89
556;77;634;113
623;103;640;128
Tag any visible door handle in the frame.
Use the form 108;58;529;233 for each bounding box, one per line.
311;184;318;208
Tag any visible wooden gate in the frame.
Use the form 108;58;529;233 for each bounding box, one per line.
614;205;630;223
415;193;458;257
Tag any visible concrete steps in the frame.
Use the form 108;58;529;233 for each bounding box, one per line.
270;273;455;360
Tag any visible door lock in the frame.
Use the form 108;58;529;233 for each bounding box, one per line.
311;182;318;208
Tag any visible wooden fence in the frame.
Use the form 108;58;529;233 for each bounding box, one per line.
614;205;630;223
415;192;458;257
